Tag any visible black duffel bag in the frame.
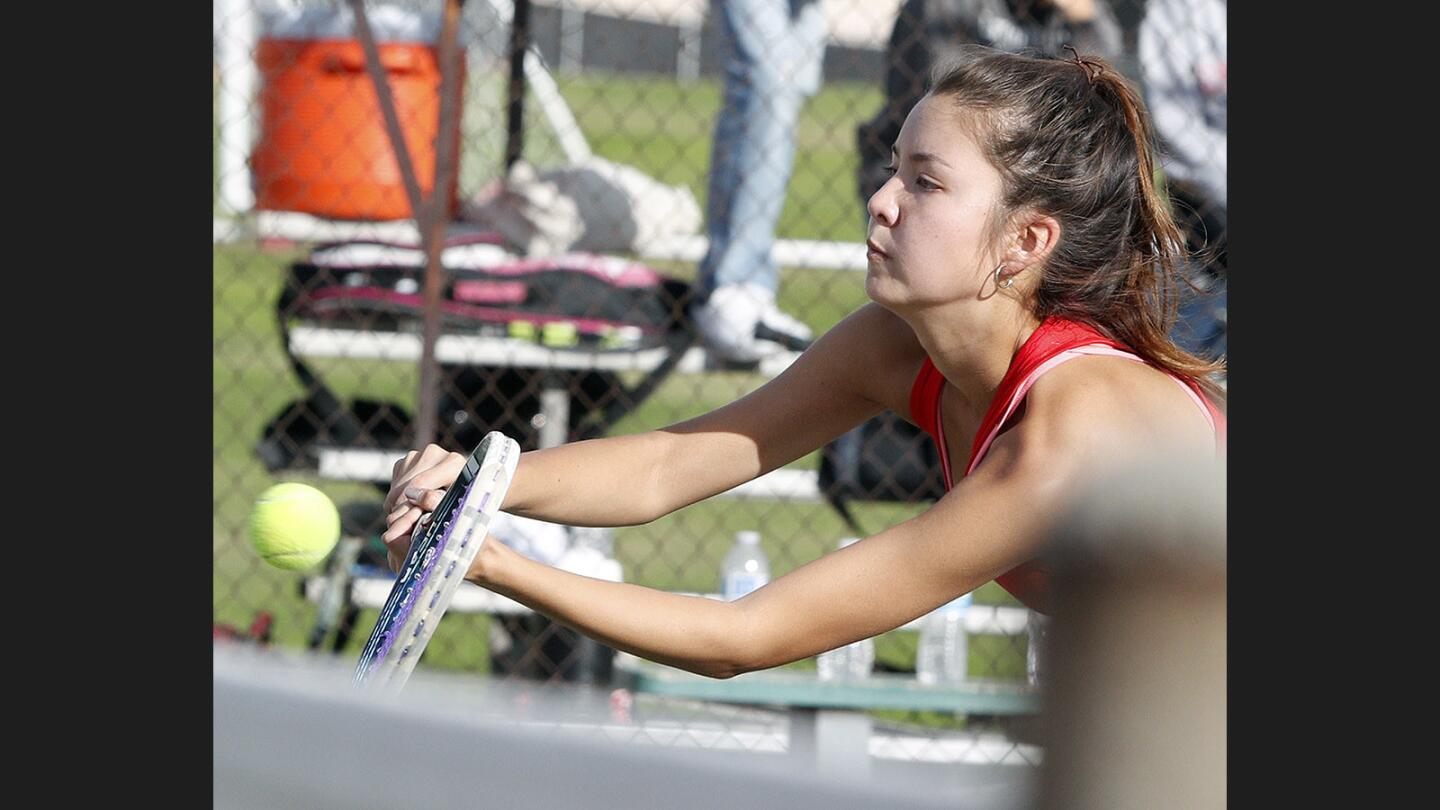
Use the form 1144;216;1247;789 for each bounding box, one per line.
818;411;946;533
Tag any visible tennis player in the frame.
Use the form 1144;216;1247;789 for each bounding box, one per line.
382;48;1226;679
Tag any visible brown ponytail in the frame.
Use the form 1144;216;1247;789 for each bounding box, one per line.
929;47;1226;404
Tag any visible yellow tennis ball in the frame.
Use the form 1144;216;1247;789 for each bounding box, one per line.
507;320;538;342
541;320;579;347
248;483;341;571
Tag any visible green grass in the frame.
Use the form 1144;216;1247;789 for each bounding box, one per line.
213;71;1026;703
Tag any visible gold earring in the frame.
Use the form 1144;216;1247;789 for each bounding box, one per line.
994;264;1015;289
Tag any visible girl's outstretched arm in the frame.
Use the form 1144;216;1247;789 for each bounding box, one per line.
382;304;921;542
396;364;1137;678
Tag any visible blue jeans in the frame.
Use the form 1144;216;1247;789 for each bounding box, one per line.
698;0;826;297
1173;271;1227;360
1167;184;1227;361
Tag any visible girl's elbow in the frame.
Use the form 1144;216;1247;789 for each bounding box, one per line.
697;610;775;679
638;436;683;521
699;662;745;680
701;654;763;680
672;654;745;680
710;630;791;679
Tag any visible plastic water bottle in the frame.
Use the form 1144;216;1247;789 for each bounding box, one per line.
555;526;623;684
816;538;876;681
720;531;769;600
557;526;623;583
916;592;973;684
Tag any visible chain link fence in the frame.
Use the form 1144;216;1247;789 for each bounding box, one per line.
214;0;1224;773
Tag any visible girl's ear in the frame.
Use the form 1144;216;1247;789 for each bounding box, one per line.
1007;212;1062;271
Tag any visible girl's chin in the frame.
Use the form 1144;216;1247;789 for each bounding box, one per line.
864;271;899;307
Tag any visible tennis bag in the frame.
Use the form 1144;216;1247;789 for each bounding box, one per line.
282;233;692;350
260;233;696;474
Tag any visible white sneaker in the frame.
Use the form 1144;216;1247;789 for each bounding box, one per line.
691;283;813;363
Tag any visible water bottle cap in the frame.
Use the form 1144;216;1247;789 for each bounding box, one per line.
736;531;761;545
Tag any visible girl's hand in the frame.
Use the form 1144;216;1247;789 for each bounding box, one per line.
381;444;467;569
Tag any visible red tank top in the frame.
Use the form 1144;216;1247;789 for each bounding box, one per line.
907;317;1226;614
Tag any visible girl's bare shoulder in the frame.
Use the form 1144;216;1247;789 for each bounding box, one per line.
1014;353;1216;463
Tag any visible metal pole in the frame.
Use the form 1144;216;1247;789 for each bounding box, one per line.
505;0;531;170
346;0;427;222
216;0;257;216
414;0;467;449
558;0;583;75
676;21;701;84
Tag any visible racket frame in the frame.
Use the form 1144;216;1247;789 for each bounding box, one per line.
352;431;520;691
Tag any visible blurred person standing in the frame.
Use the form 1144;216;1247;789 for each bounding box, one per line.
856;0;1123;206
1140;0;1226;365
689;0;829;364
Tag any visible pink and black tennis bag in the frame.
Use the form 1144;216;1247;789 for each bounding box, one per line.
259;233;696;475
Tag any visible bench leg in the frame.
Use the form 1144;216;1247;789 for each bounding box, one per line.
789;708;871;779
538;377;569;448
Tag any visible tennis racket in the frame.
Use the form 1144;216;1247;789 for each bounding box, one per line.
353;431;521;692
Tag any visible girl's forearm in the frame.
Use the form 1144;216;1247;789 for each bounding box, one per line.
501;433;675;527
471;537;753;678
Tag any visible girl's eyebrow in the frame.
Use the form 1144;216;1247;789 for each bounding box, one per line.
890;146;953;169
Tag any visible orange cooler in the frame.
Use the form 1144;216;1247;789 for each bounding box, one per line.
253;37;463;221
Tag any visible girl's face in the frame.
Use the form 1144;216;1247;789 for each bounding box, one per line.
864;95;1008;311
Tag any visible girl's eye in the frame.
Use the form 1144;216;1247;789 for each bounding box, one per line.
917;176;939;190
